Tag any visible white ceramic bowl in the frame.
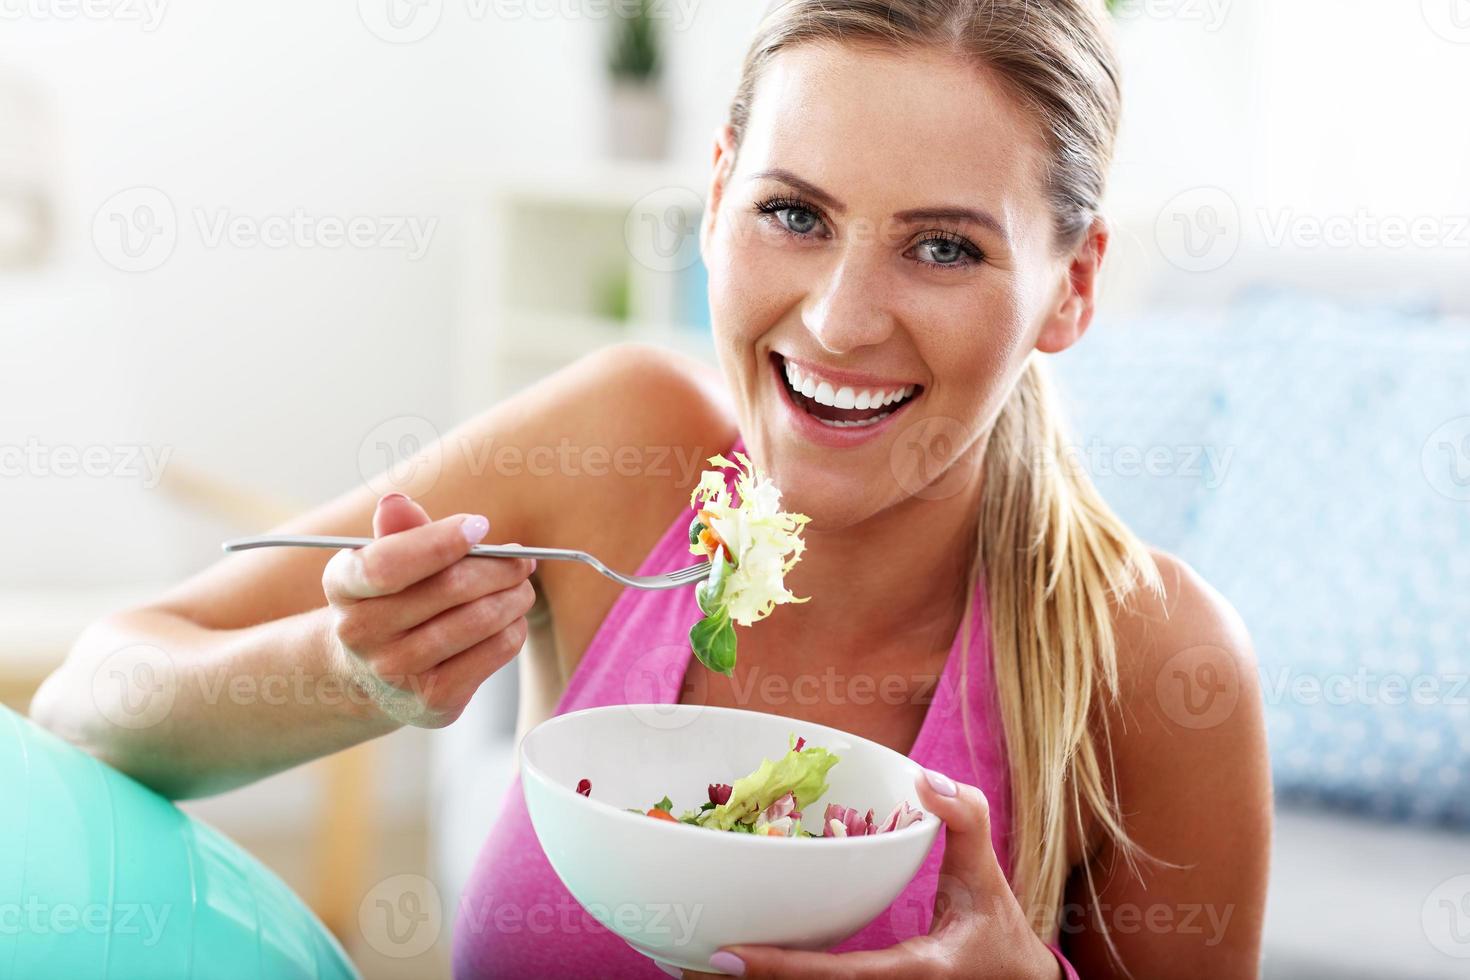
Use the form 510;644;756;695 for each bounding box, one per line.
520;704;940;974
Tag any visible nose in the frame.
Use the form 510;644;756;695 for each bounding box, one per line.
800;247;897;356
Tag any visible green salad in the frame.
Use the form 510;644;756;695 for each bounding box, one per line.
575;735;924;839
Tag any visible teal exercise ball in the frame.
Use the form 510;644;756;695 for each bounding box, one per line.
0;705;360;980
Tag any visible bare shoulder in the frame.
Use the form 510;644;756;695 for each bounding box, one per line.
1066;560;1271;976
1105;549;1258;702
1109;549;1259;718
147;342;734;631
1099;547;1272;861
426;341;738;545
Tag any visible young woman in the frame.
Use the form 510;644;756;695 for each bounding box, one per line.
32;1;1271;976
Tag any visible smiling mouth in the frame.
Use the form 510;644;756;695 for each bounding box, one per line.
772;353;923;428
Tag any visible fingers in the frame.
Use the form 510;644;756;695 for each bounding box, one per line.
683;943;920;980
412;614;531;719
372;547;536;634
373;492;432;537
324;509;489;603
913;770;1013;929
387;578;537;674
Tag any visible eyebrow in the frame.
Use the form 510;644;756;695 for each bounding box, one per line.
747;167;1010;243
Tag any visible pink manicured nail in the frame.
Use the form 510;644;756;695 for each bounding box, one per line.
460;515;490;545
381;492;409;504
925;769;958;797
708;951;745;976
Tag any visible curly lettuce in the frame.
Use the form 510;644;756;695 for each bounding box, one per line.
686;452;809;675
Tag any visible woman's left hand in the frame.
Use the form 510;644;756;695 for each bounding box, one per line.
680;770;1063;979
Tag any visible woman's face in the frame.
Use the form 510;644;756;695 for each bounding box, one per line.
701;41;1096;528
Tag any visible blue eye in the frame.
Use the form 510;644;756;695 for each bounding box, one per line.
755;197;825;238
910;233;983;269
780;208;820;235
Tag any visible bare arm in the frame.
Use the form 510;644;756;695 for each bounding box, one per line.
1061;552;1273;978
29;343;731;799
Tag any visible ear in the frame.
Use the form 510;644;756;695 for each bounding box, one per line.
699;124;738;259
1034;219;1108;355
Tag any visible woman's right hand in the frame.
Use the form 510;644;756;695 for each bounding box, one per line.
321;492;537;728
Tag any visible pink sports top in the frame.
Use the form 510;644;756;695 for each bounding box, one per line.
452;437;1075;979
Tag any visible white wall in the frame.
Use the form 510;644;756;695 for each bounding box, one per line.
1;0;1465;589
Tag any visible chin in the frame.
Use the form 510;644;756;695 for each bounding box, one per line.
751;441;899;532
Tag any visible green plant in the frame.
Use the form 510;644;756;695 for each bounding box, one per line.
608;0;660;82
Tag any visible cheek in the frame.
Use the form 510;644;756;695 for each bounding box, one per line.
907;281;1032;396
708;217;803;350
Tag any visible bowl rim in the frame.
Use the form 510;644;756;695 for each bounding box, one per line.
519;703;940;848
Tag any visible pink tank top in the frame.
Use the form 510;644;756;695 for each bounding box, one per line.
451;438;1013;979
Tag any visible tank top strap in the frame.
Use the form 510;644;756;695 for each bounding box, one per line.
550;435;746;715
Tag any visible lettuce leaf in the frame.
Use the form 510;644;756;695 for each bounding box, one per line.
697;739;839;831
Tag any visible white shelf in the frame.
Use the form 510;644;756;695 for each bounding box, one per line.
456;160;718;410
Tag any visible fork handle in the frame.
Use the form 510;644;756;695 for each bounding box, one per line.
222;535;576;563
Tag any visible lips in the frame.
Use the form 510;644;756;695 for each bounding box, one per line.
773;353;922;428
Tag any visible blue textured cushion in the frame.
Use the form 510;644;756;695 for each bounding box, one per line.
1049;308;1236;554
1055;295;1470;829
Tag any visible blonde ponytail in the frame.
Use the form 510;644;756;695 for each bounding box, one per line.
969;357;1160;944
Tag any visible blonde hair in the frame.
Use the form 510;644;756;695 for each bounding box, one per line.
726;0;1162;958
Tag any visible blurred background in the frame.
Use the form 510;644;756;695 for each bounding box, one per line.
1;1;1468;977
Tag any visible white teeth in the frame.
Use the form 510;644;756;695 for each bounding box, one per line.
816;411;894;429
781;357;916;411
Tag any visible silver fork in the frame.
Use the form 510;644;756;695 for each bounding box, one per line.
221;536;712;591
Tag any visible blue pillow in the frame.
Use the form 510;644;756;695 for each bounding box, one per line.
1175;297;1470;827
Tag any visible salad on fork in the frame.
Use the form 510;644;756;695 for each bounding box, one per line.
685;452;811;675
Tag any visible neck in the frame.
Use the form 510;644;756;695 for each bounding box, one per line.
771;447;986;663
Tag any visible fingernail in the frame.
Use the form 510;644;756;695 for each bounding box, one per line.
708;951;745;976
925;769;958;797
529;559;539;574
460;514;490;545
382;492;409;504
